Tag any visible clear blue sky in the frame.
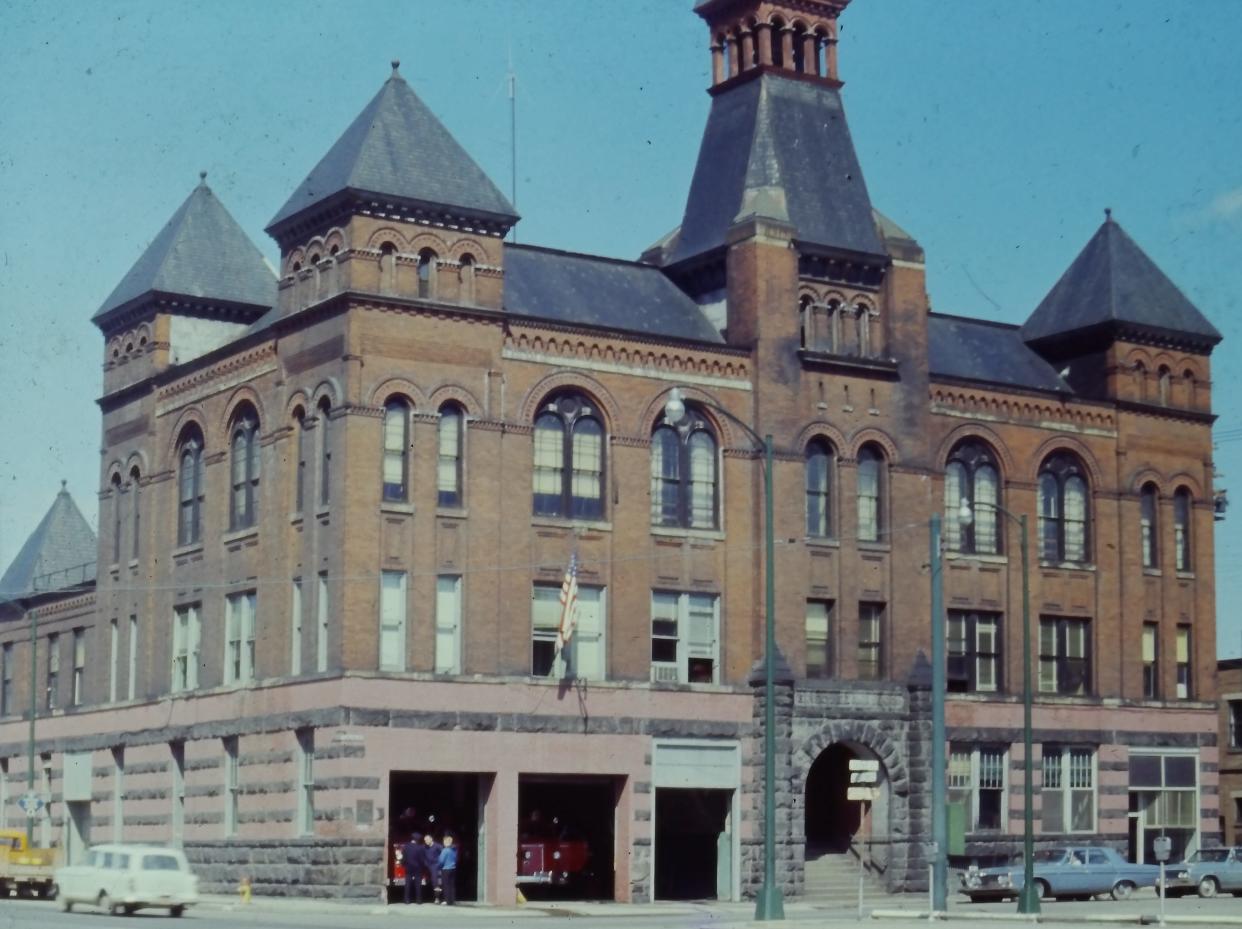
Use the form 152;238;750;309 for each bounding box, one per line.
1;1;1239;655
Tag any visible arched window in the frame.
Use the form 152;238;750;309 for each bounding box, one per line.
438;403;464;507
318;397;332;506
379;242;397;293
177;426;205;546
532;394;604;520
1038;454;1090;563
382;398;410;502
229;409;261;530
1134;361;1147;401
293;407;307;513
417;249;437;299
769;17;785;66
805;439;834;538
459;254;476;304
651;407;718;530
799;295;813;350
1173;488;1192;572
855;302;872;357
130;465;142;560
110;472;123;562
1183;370;1197;410
856;444;885;542
1157;366;1172;406
1140;484;1159;569
944;441;1000;553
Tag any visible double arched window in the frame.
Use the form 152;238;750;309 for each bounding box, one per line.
177;425;205;546
805;439;835;537
1038;454;1089;563
856;444;886;542
651;407;718;530
229;409;261;530
944;441;1000;554
1173;488;1192;572
438;404;464;507
533;394;605;520
1140;484;1159;569
382;397;411;502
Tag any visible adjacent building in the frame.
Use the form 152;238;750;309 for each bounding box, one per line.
1219;658;1242;845
0;0;1225;903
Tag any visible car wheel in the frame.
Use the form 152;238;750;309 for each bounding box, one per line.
59;897;72;913
1033;879;1050;900
171;905;185;918
1111;880;1136;901
1198;876;1219;899
98;891;113;914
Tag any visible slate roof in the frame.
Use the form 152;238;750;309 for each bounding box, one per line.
93;178;276;325
504;245;724;344
0;484;97;599
669;72;884;266
268;65;517;234
929;314;1070;393
1021;216;1220;347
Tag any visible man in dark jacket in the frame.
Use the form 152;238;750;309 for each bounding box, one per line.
401;832;423;905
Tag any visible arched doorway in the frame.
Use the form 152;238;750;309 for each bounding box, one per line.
804;742;890;854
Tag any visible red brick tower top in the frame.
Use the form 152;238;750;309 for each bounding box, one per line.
694;0;852;87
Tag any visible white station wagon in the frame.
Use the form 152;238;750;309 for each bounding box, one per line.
55;843;199;916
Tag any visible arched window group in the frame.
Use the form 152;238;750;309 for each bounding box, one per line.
534;394;605;520
229;409;261;530
1142;484;1194;572
798;296;876;357
1038;454;1090;564
380;398;466;508
944;442;1000;554
651;406;717;530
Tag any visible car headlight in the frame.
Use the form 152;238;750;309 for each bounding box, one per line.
552;851;561;860
997;874;1011;887
965;875;981;888
1177;871;1189;880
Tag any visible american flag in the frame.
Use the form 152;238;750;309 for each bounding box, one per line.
555;552;579;655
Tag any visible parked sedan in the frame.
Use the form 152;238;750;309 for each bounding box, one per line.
961;846;1161;902
1170;846;1242;898
54;844;198;916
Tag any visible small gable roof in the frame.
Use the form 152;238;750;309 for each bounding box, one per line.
1021;216;1220;348
670;73;884;267
930;313;1070;393
93;178;276;326
0;484;97;598
268;66;517;235
504;245;724;344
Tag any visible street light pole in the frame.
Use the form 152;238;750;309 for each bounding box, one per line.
663;388;782;920
929;514;947;912
27;604;37;846
958;500;1039;915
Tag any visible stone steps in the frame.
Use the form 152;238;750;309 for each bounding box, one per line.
803;852;890;903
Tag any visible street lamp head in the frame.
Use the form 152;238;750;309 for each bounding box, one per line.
957;499;974;527
663;387;687;425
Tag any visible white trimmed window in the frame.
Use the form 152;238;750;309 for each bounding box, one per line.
316;573;329;672
650;591;718;684
379;571;407;671
532;584;605;681
296;729;314;836
108;618;118;702
71;628;85;706
224;591;256;684
290;579;303;675
171;604;201;692
1041;746;1096;833
435;575;462;674
948;746;1006;831
224;736;239;837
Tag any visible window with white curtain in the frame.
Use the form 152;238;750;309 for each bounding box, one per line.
438;405;464;507
1038;454;1090;564
944;441;1000;554
171;604;201;692
532;583;605;681
856;445;883;542
533;394;604;520
1142;623;1159;699
1039;615;1091;695
379;571;407;671
948;746;1006;831
435;575;462;674
382;398;410;502
224;591;257;684
650;591;717;684
1042;747;1096;833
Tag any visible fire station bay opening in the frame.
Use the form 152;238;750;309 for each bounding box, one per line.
652;740;742;902
389;772;481;904
518;775;617;901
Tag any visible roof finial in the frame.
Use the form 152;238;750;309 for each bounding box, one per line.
199;170;208;183
60;479;67;491
391;59;401;75
1104;207;1112;223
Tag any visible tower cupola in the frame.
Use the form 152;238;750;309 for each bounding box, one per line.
695;0;851;89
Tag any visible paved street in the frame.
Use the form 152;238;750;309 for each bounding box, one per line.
1;890;1239;929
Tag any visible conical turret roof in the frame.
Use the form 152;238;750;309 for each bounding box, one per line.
1021;215;1220;349
93;176;276;327
267;64;517;237
0;484;97;599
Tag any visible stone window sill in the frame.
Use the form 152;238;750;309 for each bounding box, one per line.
804;537;840;549
172;543;204;559
222;526;259;546
1039;561;1096;572
1176;571;1196;580
857;541;891;553
945;551;1008;565
534;516;613;533
650;525;723;542
437;507;469;520
380;502;415;516
1143;568;1162;577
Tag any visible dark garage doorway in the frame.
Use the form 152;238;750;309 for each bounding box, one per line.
654;788;733;900
518;775;617;901
388;772;481;904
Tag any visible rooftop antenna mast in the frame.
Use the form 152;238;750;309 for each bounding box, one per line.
508;39;518;244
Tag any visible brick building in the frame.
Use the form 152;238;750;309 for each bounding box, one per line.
1219;659;1242;845
0;0;1225;904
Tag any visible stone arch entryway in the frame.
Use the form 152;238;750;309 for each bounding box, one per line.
805;742;882;853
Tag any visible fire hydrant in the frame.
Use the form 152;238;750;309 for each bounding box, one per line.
238;875;252;904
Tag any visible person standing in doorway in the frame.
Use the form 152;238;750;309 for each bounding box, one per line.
438;833;458;906
423;831;443;903
400;832;422;905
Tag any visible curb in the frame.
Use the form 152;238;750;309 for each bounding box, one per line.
870;908;1242;926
